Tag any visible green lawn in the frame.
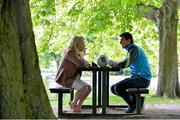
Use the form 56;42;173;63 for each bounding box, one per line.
49;90;180;107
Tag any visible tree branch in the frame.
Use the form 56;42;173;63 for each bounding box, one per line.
137;3;159;20
136;3;161;28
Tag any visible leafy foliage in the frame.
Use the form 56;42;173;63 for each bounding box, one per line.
30;0;179;75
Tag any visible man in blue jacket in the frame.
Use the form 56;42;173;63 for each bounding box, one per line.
109;32;151;113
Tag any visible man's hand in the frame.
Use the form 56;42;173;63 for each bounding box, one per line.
108;60;114;66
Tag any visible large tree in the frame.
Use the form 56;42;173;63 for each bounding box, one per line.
157;0;180;97
31;0;180;98
144;0;180;97
47;0;179;98
0;0;55;118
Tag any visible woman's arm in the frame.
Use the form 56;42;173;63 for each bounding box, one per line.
65;50;87;67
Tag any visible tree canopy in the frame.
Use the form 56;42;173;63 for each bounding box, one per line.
30;0;180;97
30;0;179;75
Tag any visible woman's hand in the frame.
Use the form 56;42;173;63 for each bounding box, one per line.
82;58;90;67
84;60;90;67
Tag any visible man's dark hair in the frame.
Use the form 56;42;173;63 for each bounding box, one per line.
119;32;134;44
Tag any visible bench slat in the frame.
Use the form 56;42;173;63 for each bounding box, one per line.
49;87;72;93
127;88;149;94
49;87;74;117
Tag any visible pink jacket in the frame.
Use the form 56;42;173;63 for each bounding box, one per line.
55;48;87;88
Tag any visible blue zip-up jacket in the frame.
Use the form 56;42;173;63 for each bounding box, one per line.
112;43;152;80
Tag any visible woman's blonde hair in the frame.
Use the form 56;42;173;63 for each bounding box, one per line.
68;35;85;54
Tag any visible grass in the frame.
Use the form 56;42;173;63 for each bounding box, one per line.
49;90;180;107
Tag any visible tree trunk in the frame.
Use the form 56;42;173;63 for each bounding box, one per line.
144;0;180;98
156;0;180;98
0;0;55;118
50;52;61;69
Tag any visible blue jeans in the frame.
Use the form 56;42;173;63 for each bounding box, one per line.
111;75;150;106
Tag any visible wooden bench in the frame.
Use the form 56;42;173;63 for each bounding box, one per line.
49;86;74;117
126;88;149;114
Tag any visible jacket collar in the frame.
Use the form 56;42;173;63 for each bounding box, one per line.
124;43;134;51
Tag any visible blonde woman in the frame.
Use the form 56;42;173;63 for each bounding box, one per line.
55;36;91;112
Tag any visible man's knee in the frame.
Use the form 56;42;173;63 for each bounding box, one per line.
111;85;116;94
111;85;121;95
111;84;125;96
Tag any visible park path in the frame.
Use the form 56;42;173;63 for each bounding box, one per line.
51;104;180;119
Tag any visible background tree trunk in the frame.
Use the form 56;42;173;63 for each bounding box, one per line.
50;52;61;69
144;0;180;98
0;0;55;118
156;0;180;98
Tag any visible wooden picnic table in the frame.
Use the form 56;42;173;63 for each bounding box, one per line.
80;66;121;114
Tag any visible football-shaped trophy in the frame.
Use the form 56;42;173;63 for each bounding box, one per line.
97;55;109;67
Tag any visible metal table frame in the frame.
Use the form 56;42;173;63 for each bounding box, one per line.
80;66;122;114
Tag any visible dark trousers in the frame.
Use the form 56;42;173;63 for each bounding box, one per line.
111;75;150;106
